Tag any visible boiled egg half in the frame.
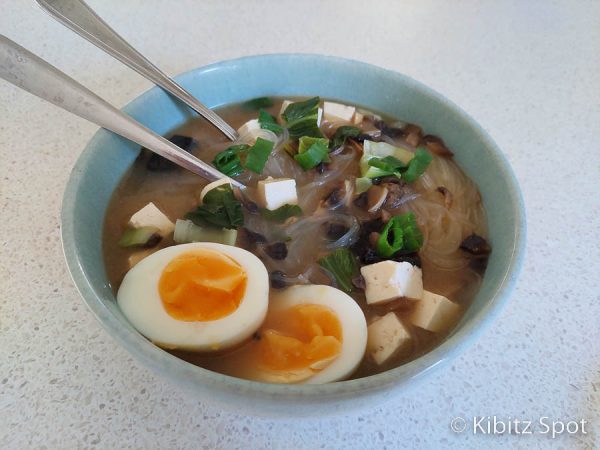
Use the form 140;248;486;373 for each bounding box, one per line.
247;284;368;384
117;242;269;351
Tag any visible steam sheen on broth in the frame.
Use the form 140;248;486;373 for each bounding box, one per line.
104;97;490;382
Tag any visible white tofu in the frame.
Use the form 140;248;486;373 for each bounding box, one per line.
127;249;156;269
323;101;356;123
257;177;298;210
128;202;174;237
360;261;423;305
410;290;461;333
200;179;231;202
278;100;323;126
352;111;364;125
237;118;261;136
367;313;412;365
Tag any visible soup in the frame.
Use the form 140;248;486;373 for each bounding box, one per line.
103;97;491;383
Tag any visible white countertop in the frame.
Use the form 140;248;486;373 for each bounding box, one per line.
1;1;598;448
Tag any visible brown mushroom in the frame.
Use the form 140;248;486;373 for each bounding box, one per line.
404;123;423;147
423;134;454;157
460;234;491;256
367;185;389;213
384;182;409;209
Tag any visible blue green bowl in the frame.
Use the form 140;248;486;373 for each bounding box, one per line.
61;54;526;416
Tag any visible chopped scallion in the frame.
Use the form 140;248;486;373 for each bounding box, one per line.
185;184;243;229
258;109;283;134
212;144;249;177
294;136;330;170
329;126;360;149
245;137;274;174
282;97;323;138
402;148;433;183
118;226;161;248
376;212;423;257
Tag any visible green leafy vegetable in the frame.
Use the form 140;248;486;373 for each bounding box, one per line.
212;144;249;177
376;212;423;257
185;184;243;229
173;219;237;245
360;140;432;183
282;97;323;138
318;248;360;293
242;97;273;110
118;226;161;248
355;176;372;194
245;137;274;174
367;155;407;174
260;204;303;223
402;148;433;183
258;109;283;134
360;140;415;178
213;138;275;176
294;136;330;170
329;126;360;149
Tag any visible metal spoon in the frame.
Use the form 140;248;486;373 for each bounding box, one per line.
0;35;243;188
35;0;239;141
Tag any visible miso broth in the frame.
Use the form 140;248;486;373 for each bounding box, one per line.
103;97;490;382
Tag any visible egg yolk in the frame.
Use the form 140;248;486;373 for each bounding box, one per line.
158;249;247;321
258;304;342;372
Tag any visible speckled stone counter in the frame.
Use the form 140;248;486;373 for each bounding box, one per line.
1;1;598;448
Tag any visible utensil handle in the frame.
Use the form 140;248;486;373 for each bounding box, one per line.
35;0;238;141
0;35;242;188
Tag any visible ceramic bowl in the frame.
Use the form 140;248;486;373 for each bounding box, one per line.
61;54;526;416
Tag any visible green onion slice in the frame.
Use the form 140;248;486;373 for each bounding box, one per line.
258;109;283;134
245;137;274;174
294;136;330;170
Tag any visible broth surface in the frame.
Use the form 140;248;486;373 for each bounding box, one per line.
103;98;488;381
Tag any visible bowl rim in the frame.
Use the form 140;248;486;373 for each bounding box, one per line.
61;53;526;400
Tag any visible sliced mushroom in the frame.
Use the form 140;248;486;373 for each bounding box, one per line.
403;123;423;147
384;182;408;209
322;179;353;210
423;134;454;157
460;234;491;256
367;185;389;213
436;186;453;209
374;119;405;138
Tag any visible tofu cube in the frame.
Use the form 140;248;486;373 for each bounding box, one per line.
367;313;412;365
352;111;364;125
278;99;323;126
360;261;423;305
128;202;174;237
237;118;261;136
323;101;356;123
257;177;298;210
410;290;461;333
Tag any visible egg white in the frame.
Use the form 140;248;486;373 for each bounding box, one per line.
117;242;269;352
258;284;368;384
